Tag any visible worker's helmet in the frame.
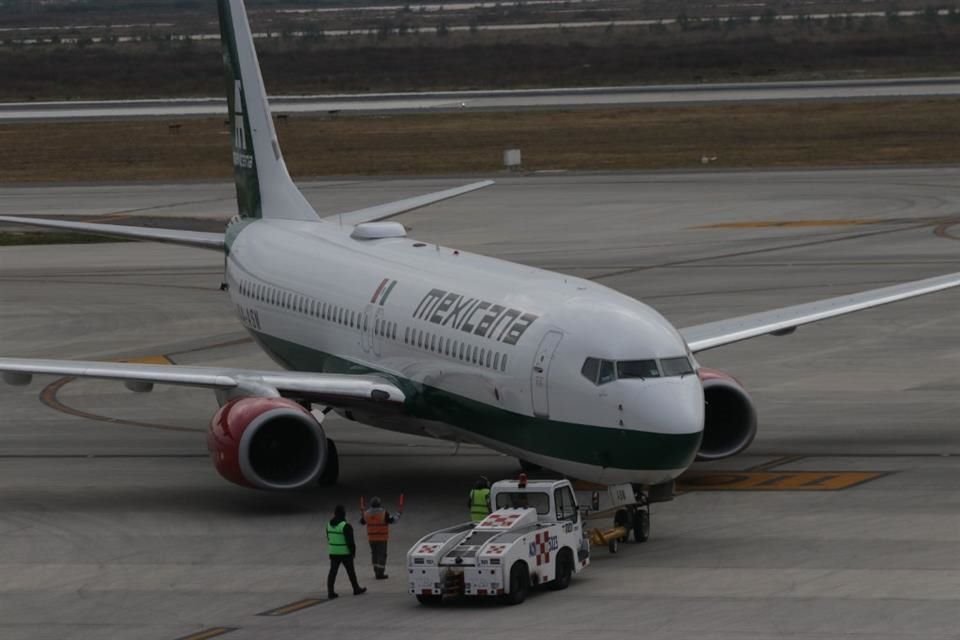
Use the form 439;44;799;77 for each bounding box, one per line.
477;476;490;489
370;496;382;508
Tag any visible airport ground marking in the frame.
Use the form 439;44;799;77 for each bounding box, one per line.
677;470;886;491
256;597;328;616
746;455;807;471
173;627;237;640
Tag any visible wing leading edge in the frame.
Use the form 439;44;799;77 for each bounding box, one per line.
0;358;405;407
0;215;224;250
681;271;960;353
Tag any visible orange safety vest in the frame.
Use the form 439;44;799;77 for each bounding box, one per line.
364;508;389;542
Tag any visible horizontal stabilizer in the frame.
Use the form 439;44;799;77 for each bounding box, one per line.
0;216;224;250
329;180;494;226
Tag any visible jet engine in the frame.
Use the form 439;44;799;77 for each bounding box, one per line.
208;396;327;490
696;368;758;460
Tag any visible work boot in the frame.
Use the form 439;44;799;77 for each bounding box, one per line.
327;593;339;600
353;587;367;595
376;573;388;580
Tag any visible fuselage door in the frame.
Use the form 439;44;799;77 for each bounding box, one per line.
531;330;563;418
373;306;385;357
361;303;375;353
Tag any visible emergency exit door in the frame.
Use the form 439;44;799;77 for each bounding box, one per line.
531;330;563;418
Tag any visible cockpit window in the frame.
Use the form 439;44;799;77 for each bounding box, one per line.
581;357;600;383
597;359;616;385
661;356;694;376
617;360;661;379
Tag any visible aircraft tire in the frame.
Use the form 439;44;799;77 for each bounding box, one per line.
634;509;650;543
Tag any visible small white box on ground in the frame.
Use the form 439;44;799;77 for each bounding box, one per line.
503;148;522;169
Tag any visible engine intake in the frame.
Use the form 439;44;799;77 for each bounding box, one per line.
208;396;327;490
696;368;757;461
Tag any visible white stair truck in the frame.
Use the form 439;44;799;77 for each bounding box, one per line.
407;476;589;605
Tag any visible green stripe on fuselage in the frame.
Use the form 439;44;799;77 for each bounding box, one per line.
250;330;701;472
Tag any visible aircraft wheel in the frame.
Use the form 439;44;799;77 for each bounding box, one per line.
634;508;650;543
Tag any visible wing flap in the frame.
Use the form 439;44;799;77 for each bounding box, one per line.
681;271;960;353
0;358;405;406
329;180;494;226
0;216;224;250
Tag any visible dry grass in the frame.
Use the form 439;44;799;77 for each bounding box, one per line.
1;99;959;183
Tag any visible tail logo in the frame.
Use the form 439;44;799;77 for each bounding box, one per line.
231;80;254;170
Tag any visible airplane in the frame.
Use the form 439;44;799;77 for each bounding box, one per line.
3;0;960;497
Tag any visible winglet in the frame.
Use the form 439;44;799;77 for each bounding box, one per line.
218;0;318;221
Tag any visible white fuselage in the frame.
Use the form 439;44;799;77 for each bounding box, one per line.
224;217;704;485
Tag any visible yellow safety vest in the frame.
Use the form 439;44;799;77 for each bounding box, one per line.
469;488;491;522
326;520;350;556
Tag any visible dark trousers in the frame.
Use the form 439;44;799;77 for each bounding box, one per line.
327;555;361;595
369;541;388;576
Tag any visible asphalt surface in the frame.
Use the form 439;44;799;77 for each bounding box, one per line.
3;77;960;122
2;169;960;639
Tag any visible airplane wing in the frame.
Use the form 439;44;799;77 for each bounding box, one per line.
0;358;405;407
680;271;960;353
328;180;494;226
0;215;224;250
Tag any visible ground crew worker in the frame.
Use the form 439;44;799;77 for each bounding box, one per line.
360;496;399;580
468;476;491;522
326;504;366;599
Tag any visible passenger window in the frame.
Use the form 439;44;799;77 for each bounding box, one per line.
404;327;409;344
458;343;464;360
431;334;437;352
501;354;507;371
417;331;423;348
472;346;479;364
494;353;500;370
581;357;600;384
392;324;397;340
598;360;616;384
485;351;492;368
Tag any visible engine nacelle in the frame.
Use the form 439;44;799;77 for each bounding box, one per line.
208;396;327;490
696;368;758;461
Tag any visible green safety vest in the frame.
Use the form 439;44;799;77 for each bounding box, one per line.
469;488;491;522
326;520;350;556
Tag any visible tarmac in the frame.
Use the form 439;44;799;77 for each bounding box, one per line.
3;77;960;121
2;168;960;639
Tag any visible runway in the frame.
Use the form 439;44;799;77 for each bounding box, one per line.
3;168;960;638
3;76;960;122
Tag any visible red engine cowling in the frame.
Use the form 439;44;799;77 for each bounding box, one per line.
208;396;327;490
696;368;758;461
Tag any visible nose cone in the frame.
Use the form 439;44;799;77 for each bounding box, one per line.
628;375;705;437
